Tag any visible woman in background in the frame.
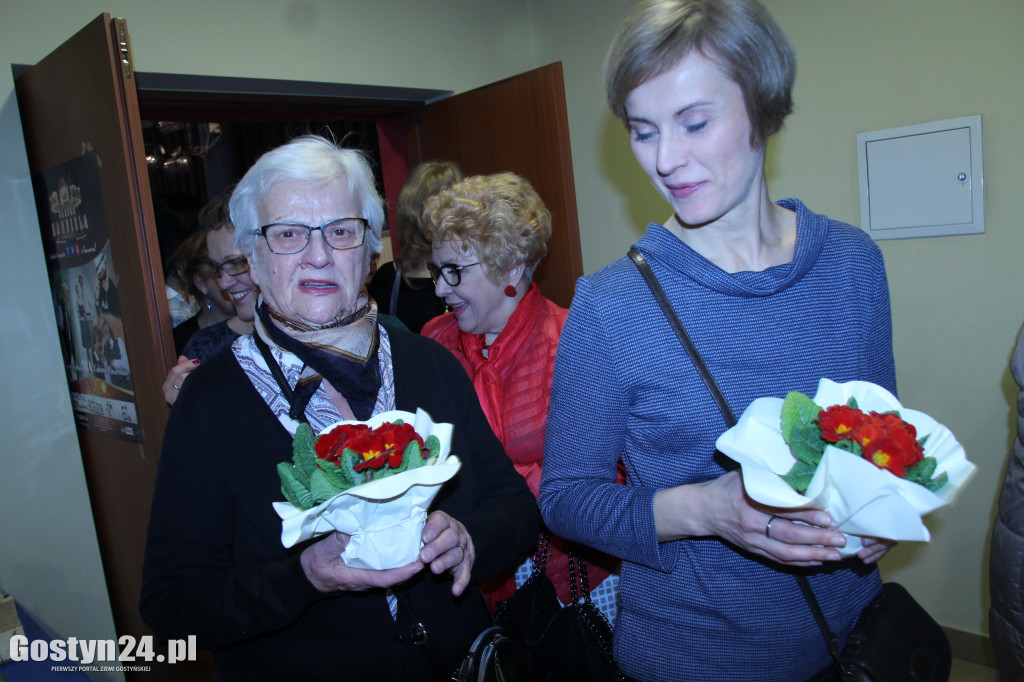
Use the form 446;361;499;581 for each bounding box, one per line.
421;172;620;621
162;190;258;403
169;230;234;356
154;192;204;328
368;161;460;332
539;1;894;679
181;189;257;360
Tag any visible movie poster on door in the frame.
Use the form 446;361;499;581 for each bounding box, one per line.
36;151;142;443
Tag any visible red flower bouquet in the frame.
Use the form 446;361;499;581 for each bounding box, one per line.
273;409;460;569
780;391;946;494
716;379;976;552
278;419;440;511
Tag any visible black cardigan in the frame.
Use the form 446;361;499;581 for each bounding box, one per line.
141;326;539;681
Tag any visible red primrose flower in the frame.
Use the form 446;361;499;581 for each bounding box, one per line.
816;405;924;477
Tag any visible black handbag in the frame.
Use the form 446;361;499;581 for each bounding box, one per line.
628;247;952;682
452;625;519;682
394;590;522;682
495;533;624;682
844;582;951;681
799;580;952;682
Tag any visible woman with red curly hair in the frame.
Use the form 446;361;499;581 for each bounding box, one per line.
421;172;621;622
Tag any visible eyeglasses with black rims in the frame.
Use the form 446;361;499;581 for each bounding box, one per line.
200;256;250;278
427;261;481;287
253;218;368;255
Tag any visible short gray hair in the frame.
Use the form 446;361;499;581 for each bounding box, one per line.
229;135;385;256
605;0;796;149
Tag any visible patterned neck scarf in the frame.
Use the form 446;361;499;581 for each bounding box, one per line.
254;294;381;421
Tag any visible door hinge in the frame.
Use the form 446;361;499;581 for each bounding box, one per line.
115;18;132;80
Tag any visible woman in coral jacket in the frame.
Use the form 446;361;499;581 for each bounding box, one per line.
420;172;621;622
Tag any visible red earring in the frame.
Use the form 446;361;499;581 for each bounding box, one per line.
504;285;517;298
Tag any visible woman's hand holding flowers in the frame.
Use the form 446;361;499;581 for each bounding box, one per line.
300;531;424;593
299;528;423;593
856;537;895;565
299;510;475;595
655;471;850;567
715;380;976;555
419;511;474;596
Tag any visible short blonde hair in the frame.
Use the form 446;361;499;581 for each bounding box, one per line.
396;161;462;278
422;173;551;283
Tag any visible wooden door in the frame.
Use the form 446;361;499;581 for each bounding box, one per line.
418;63;583;309
14;14;193;681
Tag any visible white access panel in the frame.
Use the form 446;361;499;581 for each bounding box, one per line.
857;115;984;239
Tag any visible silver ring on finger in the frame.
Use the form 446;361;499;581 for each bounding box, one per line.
456;546;465;563
765;515;779;539
173;383;181;391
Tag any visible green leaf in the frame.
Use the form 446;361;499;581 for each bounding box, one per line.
832;439;862;456
309;468;342;506
781;392;826;465
847;397;859;410
904;457;937;483
317;448;362;490
391;440;420;474
278;462;313;510
781;459;817;494
341;448;365;487
291;422;318;486
923;472;948;493
904;457;948;492
359;453;393;482
425;435;440;459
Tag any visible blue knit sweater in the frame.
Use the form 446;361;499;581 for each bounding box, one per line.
539;199;896;681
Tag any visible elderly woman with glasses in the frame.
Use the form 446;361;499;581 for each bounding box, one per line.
420;172;621;622
141;136;539;681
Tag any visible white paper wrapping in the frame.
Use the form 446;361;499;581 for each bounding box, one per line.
273;408;461;569
715;379;976;555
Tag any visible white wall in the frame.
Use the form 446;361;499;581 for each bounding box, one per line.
2;0;1016;660
761;0;1024;637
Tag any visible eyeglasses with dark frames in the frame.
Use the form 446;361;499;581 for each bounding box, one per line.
253;218;368;255
200;256;250;278
427;261;481;287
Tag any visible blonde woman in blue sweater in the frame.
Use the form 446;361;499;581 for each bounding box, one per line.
539;1;895;680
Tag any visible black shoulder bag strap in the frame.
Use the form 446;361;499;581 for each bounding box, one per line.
627;247;844;675
389;260;403;316
628;248;737;432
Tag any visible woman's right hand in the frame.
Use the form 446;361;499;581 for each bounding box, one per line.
162;355;199;405
300;531;424;593
654;470;847;567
